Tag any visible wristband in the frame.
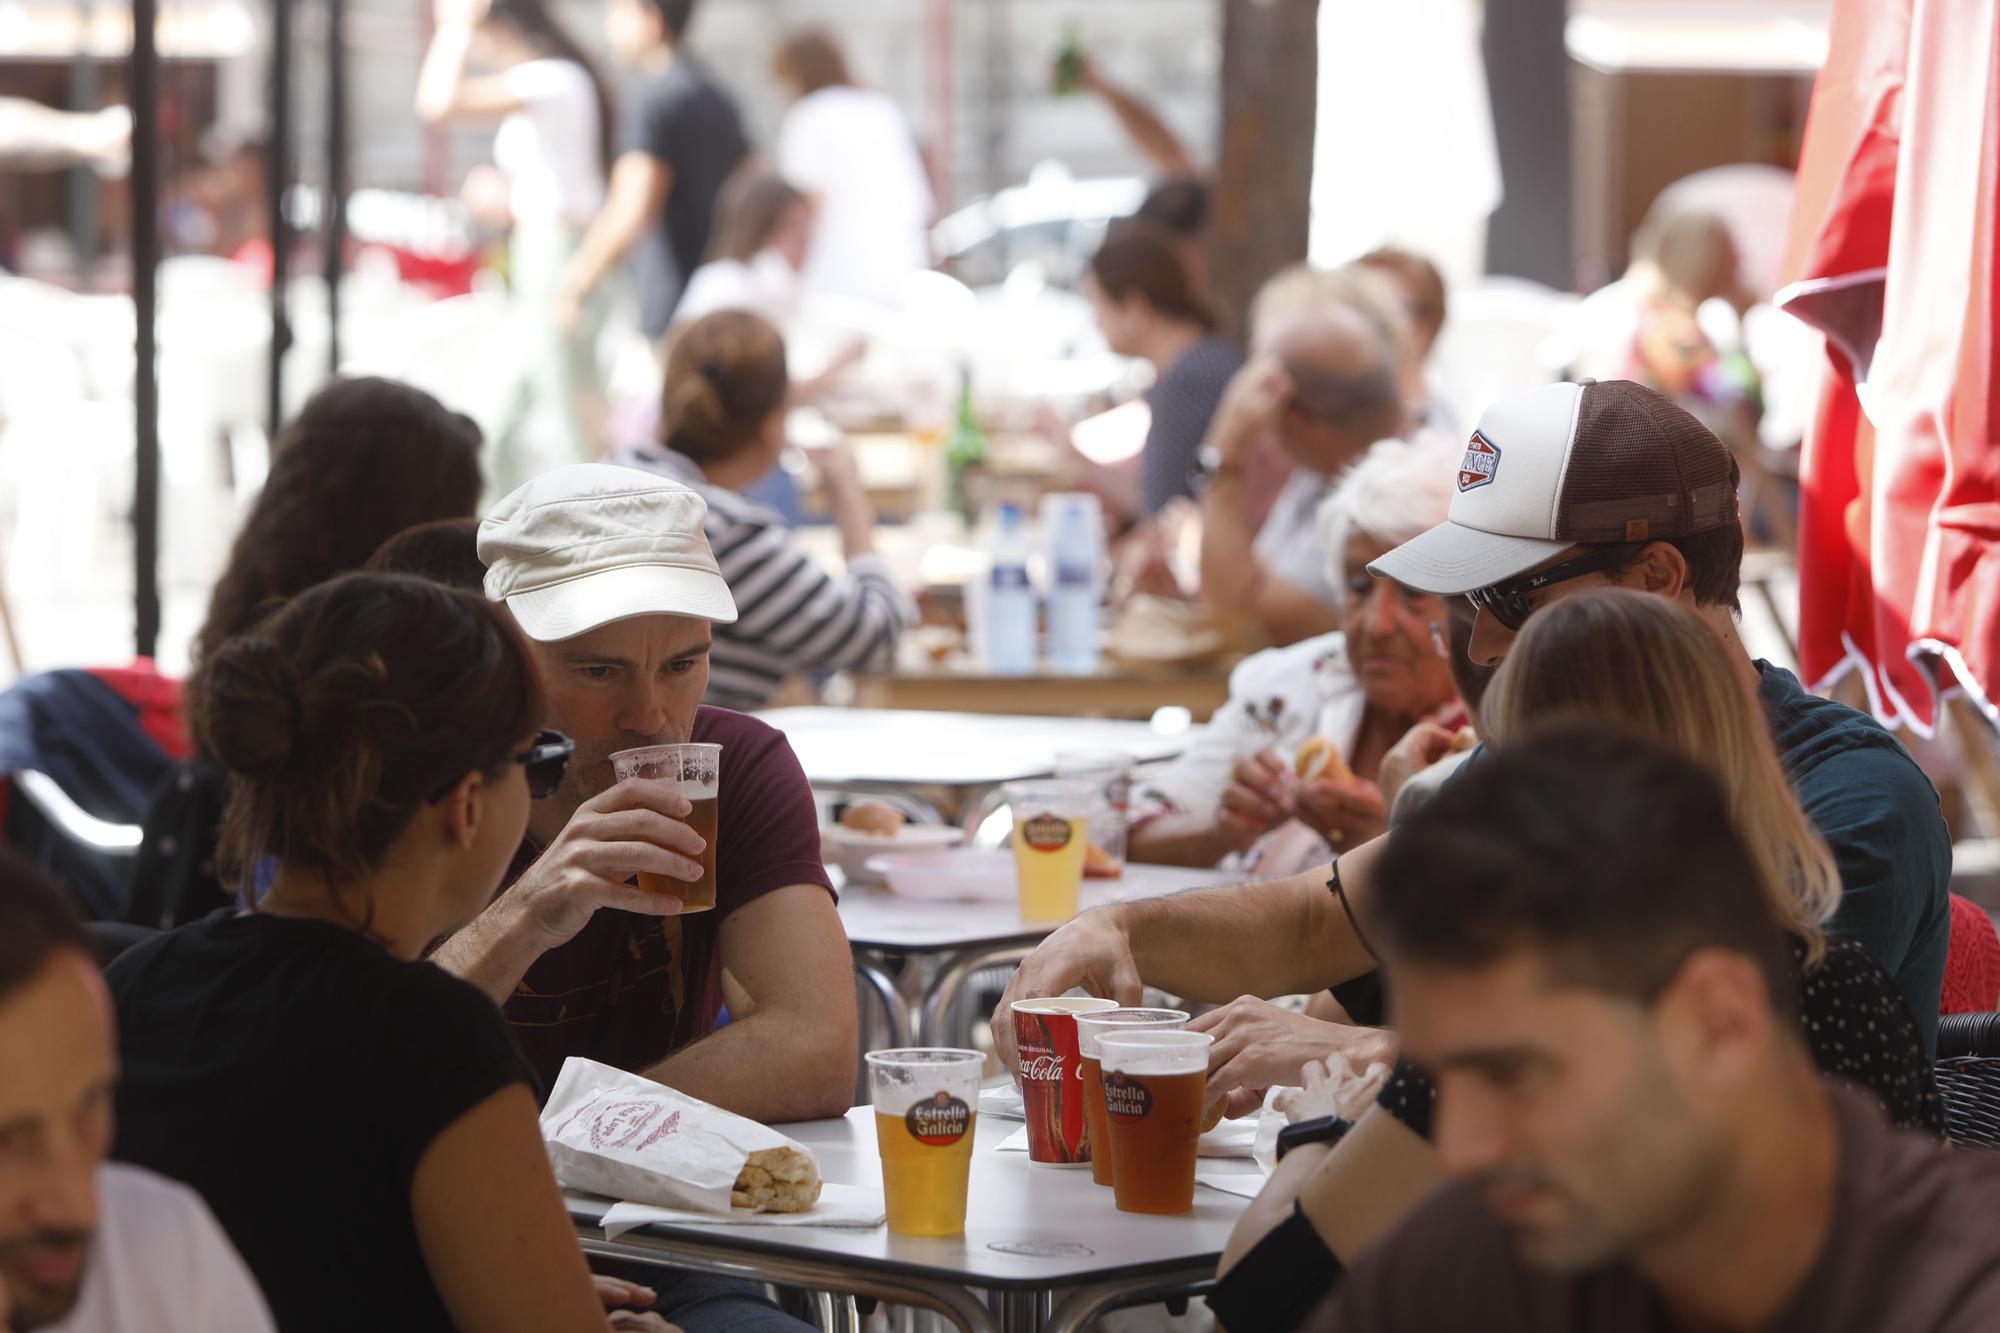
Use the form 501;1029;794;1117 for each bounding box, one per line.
1276;1114;1352;1160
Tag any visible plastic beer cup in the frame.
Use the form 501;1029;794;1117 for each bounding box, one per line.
1076;1009;1190;1187
866;1048;984;1236
1098;1030;1215;1214
610;742;720;911
1005;780;1094;923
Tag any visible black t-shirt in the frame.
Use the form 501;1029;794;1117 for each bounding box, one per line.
1313;1089;2000;1332
1143;333;1243;513
623;54;749;337
105;911;535;1333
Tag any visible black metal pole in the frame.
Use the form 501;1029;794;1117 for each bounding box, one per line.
324;0;347;373
266;0;294;438
131;0;160;658
67;0;100;288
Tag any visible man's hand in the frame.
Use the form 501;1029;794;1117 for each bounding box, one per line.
991;909;1142;1071
433;0;489;30
1209;356;1294;469
1378;721;1475;809
593;1276;657;1311
1191;997;1398;1117
1219;749;1295;844
504;778;705;950
1291;776;1388;850
551;281;586;337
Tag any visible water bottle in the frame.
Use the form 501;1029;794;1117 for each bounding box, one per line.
1041;493;1103;672
984;502;1037;675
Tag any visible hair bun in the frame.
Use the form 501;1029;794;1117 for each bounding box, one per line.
202;638;305;778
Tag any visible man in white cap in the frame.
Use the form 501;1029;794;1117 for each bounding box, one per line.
434;465;856;1130
990;379;1949;1088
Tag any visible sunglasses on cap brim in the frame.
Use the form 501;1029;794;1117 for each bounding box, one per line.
428;729;575;804
1465;543;1644;633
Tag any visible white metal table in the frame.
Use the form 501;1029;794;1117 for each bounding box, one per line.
838;864;1236;1048
569;1104;1260;1333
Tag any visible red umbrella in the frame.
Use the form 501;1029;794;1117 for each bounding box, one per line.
1780;0;2000;736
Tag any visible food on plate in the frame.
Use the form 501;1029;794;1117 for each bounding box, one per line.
1294;735;1355;784
839;801;908;837
1082;842;1123;879
732;1147;823;1213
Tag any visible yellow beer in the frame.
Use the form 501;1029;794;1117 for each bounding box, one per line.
1006;781;1095;924
875;1107;978;1236
866;1048;984;1237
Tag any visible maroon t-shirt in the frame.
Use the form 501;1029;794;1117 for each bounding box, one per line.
501;707;834;1091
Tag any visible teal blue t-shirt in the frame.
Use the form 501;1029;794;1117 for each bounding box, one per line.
1755;661;1950;1055
1401;661;1951;1053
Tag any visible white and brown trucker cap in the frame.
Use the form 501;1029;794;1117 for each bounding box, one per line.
1367;379;1739;597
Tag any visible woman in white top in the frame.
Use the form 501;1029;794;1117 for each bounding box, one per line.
417;0;613;481
771;28;933;309
673;172;814;329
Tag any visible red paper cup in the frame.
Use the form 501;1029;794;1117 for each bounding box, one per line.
1011;996;1120;1165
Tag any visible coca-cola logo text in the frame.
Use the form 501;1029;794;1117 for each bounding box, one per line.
1019;1054;1065;1082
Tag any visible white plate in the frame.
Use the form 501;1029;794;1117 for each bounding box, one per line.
821;824;964;883
867;848;1020;901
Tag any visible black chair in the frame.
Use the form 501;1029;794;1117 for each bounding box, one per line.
1935;1011;2000;1149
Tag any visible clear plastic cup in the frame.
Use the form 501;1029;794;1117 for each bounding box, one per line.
866;1048;984;1236
1097;1030;1215;1214
1055;750;1133;872
1004;779;1095;924
1076;1009;1191;1186
610;742;721;911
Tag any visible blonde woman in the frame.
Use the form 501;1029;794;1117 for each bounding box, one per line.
1211;589;1941;1333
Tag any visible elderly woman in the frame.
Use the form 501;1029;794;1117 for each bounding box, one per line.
1129;433;1464;873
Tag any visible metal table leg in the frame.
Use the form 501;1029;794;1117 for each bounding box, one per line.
916;946;1034;1047
855;954;914;1050
579;1233;998;1333
1042;1273;1215;1333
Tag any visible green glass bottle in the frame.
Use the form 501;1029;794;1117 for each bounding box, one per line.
944;366;988;519
1052;21;1085;97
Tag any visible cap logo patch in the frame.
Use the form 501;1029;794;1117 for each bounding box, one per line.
1458;432;1501;493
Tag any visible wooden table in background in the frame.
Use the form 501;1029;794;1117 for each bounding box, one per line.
853;659;1232;722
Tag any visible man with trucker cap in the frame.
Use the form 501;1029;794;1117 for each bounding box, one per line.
992;378;1950;1074
433;466;858;1134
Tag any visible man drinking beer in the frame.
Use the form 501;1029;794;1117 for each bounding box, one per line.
432;465;857;1126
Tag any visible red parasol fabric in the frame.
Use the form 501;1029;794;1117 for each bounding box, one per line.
1779;0;2000;735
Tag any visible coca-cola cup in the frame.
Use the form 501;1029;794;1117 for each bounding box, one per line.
1011;996;1120;1165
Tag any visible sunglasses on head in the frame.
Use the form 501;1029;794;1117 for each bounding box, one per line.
428;729;575;804
1465;543;1644;633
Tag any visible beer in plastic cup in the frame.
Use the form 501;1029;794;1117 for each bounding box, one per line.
610;742;721;911
1076;1009;1190;1187
1099;1030;1215;1214
1005;780;1094;923
866;1048;984;1236
1054;751;1133;871
1010;996;1120;1165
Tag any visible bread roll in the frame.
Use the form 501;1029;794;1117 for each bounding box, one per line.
1294;736;1355;785
1201;1099;1227;1133
1082;842;1123;879
839;801;907;837
732;1147;823;1213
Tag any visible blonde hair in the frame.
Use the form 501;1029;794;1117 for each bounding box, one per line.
1249;261;1412;360
660;310;789;465
1484;589;1839;965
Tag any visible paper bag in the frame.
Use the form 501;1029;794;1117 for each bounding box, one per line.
541;1058;822;1215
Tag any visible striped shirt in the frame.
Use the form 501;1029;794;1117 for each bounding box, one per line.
627;447;915;711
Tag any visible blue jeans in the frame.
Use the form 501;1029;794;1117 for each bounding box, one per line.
599;1265;814;1333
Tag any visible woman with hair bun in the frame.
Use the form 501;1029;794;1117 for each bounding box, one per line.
629;308;913;711
105;573;669;1333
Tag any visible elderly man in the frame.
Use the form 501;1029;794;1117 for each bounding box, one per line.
1197;293;1408;646
996;379;1949;1085
1296;731;2000;1332
0;855;273;1332
435;465;857;1125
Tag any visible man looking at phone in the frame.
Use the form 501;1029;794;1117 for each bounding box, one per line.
433;465;857;1127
